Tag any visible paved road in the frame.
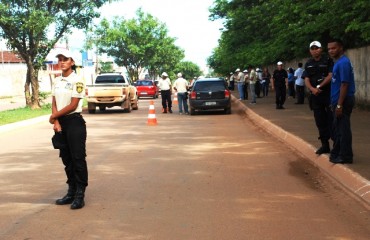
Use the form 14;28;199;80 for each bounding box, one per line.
0;99;369;239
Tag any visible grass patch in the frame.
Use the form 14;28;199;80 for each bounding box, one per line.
0;104;52;126
0;98;87;126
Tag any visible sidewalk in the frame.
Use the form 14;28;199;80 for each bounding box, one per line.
232;90;369;207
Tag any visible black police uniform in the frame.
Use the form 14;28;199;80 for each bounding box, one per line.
302;55;334;153
52;72;88;209
272;69;288;109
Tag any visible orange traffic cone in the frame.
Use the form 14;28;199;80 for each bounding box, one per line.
147;100;158;126
173;92;178;104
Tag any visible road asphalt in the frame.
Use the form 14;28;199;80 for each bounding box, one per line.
0;92;369;207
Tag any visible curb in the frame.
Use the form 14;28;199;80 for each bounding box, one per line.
232;96;370;209
0;115;49;134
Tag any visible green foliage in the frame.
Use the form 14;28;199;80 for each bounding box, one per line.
0;104;51;126
99;61;114;73
208;0;370;75
0;0;112;108
91;8;185;81
172;61;202;80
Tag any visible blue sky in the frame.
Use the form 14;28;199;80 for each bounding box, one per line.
69;0;223;70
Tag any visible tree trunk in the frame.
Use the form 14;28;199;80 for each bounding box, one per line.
25;61;41;109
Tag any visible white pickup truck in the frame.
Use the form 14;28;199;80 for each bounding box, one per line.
85;73;138;113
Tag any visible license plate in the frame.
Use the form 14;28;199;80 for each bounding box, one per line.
205;102;216;106
141;92;147;95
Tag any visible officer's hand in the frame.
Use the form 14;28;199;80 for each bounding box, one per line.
335;108;343;118
53;122;62;132
312;88;321;96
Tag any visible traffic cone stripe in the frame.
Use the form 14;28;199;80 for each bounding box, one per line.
147;100;158;126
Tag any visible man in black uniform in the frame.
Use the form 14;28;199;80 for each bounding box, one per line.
272;61;288;109
302;41;334;154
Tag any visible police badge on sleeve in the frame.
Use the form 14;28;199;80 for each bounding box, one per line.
76;82;84;94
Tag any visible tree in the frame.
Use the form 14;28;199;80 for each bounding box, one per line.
208;0;370;76
172;61;202;80
0;0;112;109
91;9;184;81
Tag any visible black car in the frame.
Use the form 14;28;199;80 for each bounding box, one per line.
189;78;231;115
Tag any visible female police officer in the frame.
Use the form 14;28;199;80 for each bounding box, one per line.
49;49;88;210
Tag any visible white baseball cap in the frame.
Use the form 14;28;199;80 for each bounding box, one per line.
161;72;168;77
177;73;182;77
243;69;248;73
309;41;322;48
277;61;283;65
235;68;240;72
55;48;75;60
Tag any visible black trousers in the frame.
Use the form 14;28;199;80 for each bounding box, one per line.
331;96;354;161
295;85;305;104
311;93;332;142
275;85;286;107
161;90;172;110
59;113;88;188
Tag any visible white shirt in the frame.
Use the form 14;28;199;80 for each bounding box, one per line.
294;68;304;86
158;77;171;90
173;77;189;93
52;72;85;113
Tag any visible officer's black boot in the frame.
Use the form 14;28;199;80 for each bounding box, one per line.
316;139;330;154
70;186;85;210
56;185;76;205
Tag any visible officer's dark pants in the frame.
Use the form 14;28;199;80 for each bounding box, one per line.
161;90;172;110
275;84;286;107
244;83;249;100
59;113;88;188
331;96;354;161
295;85;305;104
311;94;332;142
229;81;235;90
255;81;261;97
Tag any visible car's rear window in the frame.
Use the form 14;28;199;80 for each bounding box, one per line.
136;81;153;86
96;75;126;84
193;81;226;91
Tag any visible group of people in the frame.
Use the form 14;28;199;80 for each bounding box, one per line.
304;39;355;165
229;39;355;165
230;66;271;105
157;72;191;115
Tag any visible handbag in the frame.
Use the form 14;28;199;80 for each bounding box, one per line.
52;131;66;149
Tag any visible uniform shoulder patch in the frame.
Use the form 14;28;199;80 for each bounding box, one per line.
76;82;84;94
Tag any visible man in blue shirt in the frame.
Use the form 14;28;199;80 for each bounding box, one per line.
328;39;356;164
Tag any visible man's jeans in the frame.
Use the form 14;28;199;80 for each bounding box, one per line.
237;82;245;99
177;92;189;113
249;83;256;103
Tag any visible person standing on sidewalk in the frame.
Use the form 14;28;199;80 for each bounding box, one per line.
235;68;245;100
159;72;173;113
294;63;305;104
173;72;189;114
243;69;249;100
247;65;257;104
272;61;288;109
49;49;88;210
261;67;271;97
302;41;334;155
328;39;355;164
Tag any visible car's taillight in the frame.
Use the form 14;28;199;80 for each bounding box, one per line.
85;88;88;96
190;91;196;99
224;89;230;98
122;88;126;95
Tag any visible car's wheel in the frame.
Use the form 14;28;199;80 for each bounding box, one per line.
153;95;156;99
88;103;96;114
99;106;106;111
